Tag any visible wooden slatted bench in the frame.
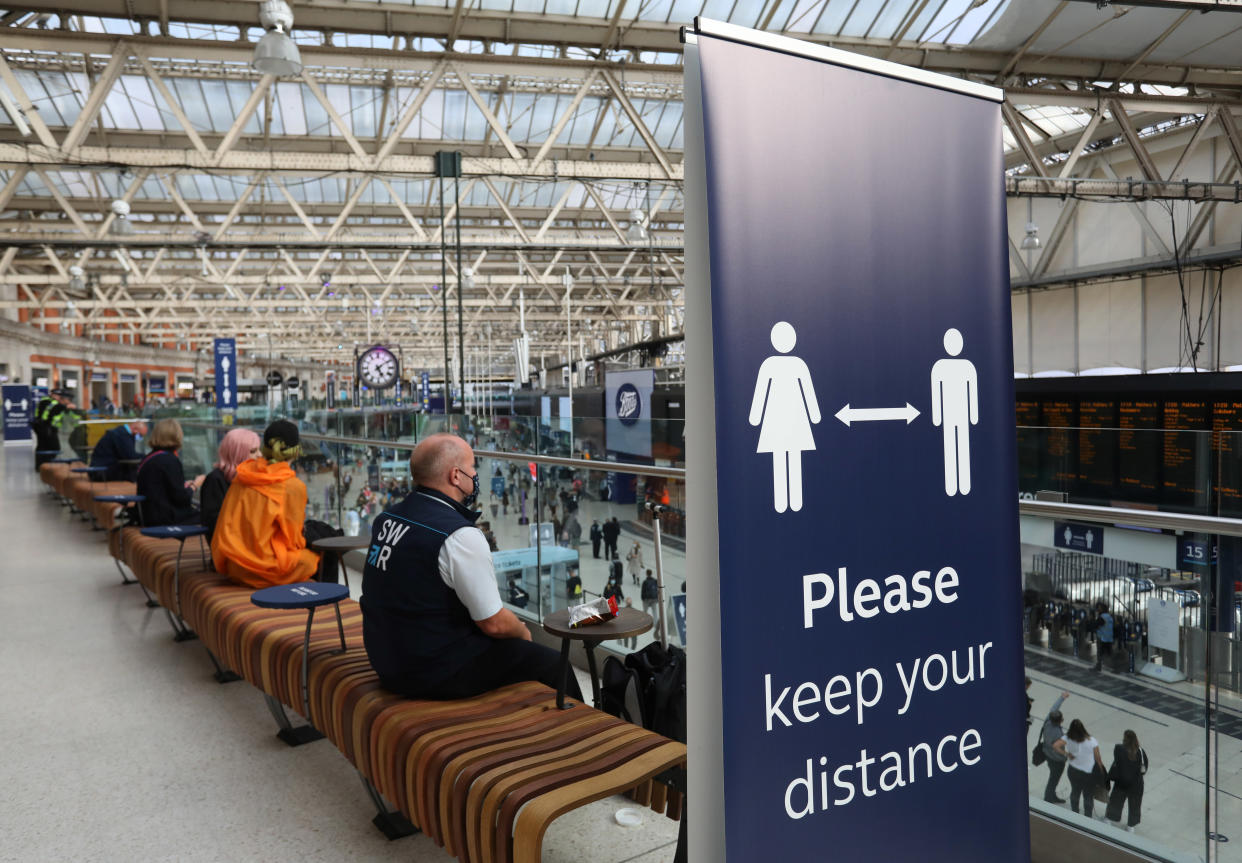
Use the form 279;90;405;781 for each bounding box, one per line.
80;498;688;863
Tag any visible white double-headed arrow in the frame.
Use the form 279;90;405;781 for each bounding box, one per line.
835;402;921;427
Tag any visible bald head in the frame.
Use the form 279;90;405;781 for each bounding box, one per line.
411;433;474;499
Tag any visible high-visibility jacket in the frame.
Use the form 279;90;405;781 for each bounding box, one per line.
211;457;319;588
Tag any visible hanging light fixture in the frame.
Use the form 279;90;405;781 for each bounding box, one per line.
67;265;85;295
110;199;135;236
1020;221;1041;250
626;208;647;244
253;0;303;77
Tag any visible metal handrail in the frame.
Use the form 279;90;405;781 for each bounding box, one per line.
1019;499;1242;538
182;421;686;480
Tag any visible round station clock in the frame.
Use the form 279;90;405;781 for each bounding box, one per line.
357;345;399;389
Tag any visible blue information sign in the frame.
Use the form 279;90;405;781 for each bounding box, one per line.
685;20;1025;862
1054;521;1105;556
213;338;237;410
671;593;687;646
2;384;33;443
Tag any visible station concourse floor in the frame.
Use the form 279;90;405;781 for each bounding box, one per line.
0;445;679;862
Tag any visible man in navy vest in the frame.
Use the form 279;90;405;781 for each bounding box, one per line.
90;419;148;481
361;433;582;701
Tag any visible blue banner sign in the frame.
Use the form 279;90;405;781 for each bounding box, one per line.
685;20;1024;862
1054;521;1104;556
2;384;32;443
213;338;237;410
671;593;687;646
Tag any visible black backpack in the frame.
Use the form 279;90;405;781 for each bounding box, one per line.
600;641;686;744
641;578;658;601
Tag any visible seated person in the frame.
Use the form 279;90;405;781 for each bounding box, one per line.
200;427;261;543
90;419;148;481
211;420;320;589
136;418;204;526
361;433;583;702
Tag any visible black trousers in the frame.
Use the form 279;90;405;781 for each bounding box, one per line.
386;639;584;702
1106;782;1143;826
1044;758;1066;802
592;537;601;558
1066;765;1096;815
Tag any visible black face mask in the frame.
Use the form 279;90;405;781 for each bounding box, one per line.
459;470;481;509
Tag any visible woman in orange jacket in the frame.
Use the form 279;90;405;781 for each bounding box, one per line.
211;419;320;588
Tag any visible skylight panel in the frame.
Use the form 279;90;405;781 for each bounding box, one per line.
442;89;468;141
810;0;853;36
513;0;544;13
566;98;601;146
118;76;164;132
840;0;888;38
528;93;559;146
101;83;139;129
947;0;1006;44
546;0;577;15
350;86;379;138
324;84;352;137
779;0;824;34
477;0;511;11
171;78;213;132
866;0;916;40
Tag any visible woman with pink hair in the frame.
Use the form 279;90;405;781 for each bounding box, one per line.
200;428;261;542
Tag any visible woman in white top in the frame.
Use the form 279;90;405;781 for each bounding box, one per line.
1053;718;1106;816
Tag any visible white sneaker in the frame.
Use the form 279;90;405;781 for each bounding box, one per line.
1125;826;1134;832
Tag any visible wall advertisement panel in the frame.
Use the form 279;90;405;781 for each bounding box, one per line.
685;20;1026;862
605;369;654;458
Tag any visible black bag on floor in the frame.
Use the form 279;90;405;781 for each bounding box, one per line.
600;641;687;744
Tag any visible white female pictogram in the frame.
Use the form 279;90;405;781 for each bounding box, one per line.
749;322;821;513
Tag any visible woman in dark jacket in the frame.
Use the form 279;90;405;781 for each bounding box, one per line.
136;418;205;526
200;427;261;542
1106;730;1148;830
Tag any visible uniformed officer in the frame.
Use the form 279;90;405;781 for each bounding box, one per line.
360;433;582;701
32;389;73;467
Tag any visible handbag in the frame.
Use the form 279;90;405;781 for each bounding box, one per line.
1092;762;1110;803
1032;739;1046;766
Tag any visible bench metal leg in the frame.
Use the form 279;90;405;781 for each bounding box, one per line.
204;648;242;683
163;606;198;642
136;580;160;608
262;693;323;747
358;772;419;840
168;539;196;641
111;530;137;585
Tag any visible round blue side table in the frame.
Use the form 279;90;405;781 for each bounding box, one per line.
140;524;209;641
251;581;349;746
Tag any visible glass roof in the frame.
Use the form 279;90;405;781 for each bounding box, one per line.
52;0;1010;43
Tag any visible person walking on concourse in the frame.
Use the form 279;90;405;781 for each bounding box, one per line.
1039;690;1070;804
1105;730;1148;831
1052;718;1106;817
360;434;582;701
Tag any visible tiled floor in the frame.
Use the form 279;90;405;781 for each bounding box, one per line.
0;446;680;862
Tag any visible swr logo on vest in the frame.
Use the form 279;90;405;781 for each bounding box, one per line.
368;518;412;571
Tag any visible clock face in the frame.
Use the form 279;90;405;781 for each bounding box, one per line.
358;346;399;388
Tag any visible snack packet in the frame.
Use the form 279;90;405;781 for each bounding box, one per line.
568;595;619;628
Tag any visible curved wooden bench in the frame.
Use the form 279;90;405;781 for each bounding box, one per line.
64;494;688;863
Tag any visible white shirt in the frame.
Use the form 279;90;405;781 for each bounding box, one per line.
1062;736;1099;773
423;492;503;622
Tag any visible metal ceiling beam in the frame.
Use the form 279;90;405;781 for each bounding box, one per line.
0;143;683;180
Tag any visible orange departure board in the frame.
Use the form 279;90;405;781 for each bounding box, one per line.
1214;401;1242;516
1162;400;1210;504
1118;400;1160;492
1042;400;1076;484
1076;400;1116;496
1016;400;1040;488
